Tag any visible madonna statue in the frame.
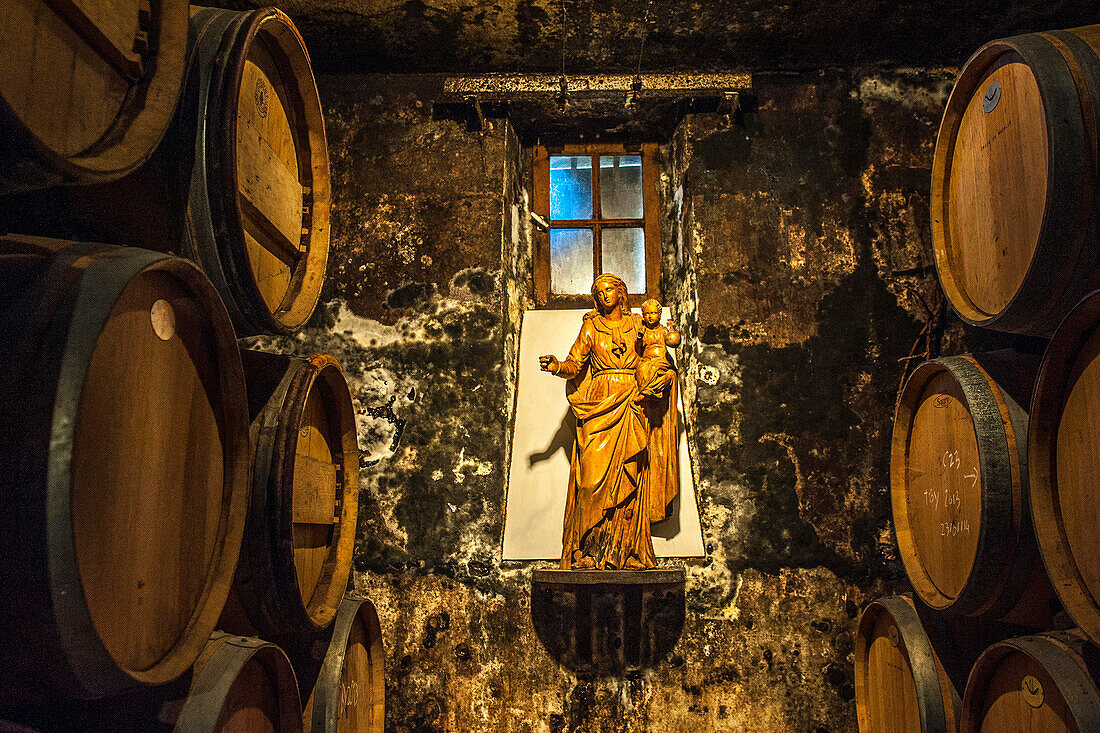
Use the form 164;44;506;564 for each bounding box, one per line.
539;273;681;570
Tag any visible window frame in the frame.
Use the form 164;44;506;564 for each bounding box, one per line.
532;143;662;308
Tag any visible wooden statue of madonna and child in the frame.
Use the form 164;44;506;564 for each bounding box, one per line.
539;272;682;571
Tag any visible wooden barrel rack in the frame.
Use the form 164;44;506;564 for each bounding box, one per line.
892;354;1052;625
931;24;1100;337
222;350;360;640
0;235;250;701
0;0;188;193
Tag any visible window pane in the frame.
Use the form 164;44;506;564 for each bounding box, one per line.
601;227;645;295
599;155;643;220
550;156;593;220
551;228;594;294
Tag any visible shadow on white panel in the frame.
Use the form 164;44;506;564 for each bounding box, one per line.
502;308;705;561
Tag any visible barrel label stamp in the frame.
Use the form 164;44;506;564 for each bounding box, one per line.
1022;675;1044;708
979;120;1012;152
983;80;1002;113
254;77;269;119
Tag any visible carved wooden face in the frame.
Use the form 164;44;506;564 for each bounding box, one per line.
593;276;625;313
641;303;661;327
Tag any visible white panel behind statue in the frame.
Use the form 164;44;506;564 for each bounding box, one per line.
502;308;705;560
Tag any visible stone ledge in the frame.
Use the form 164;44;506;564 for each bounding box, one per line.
532;568;686;586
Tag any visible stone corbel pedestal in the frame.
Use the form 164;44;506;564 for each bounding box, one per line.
532;569;686;586
531;568;686;673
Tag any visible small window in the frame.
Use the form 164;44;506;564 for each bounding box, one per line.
533;144;661;307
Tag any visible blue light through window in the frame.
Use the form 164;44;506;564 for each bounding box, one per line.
599;155;643;219
549;156;593;220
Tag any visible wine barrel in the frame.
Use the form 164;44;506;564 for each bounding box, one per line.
0;235;250;701
174;633;302;732
0;5;332;336
222;350;359;639
961;630;1100;732
1030;289;1100;646
181;5;330;336
855;596;960;733
298;597;385;733
930;25;1100;336
0;0;187;193
891;354;1053;625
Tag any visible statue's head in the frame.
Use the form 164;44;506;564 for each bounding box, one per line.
591;273;628;314
641;299;662;328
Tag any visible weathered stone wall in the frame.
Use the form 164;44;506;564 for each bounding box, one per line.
247;68;959;731
654;69;956;732
213;0;1100;77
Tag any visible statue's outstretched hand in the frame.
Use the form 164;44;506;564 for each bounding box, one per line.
539;355;559;373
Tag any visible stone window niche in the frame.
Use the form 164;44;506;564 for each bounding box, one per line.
532;143;662;308
503;141;704;564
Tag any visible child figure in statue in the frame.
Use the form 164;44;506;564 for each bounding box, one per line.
634;299;681;403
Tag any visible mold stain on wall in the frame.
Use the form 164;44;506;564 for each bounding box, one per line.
243;66;958;731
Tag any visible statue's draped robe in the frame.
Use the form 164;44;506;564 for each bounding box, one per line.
557;313;679;569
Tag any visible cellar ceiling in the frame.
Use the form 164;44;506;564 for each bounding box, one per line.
209;0;1100;74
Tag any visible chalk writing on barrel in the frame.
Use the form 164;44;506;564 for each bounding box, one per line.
933;395;951;408
941;519;970;537
923;487;962;509
341;679;360;714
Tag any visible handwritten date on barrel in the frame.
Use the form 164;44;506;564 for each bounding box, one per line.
941;519;970;537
